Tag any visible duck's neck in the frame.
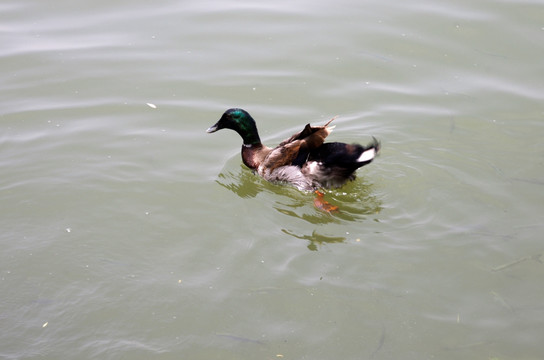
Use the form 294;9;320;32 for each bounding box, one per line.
236;118;262;146
241;132;261;146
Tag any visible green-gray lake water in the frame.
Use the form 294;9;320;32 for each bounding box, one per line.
2;0;543;359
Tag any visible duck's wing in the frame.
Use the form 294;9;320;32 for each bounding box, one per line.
259;140;304;173
261;117;336;172
278;116;336;147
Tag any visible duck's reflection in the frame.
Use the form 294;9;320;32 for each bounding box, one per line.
281;229;346;251
216;163;382;226
216;165;264;199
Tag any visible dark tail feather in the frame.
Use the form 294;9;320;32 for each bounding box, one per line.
355;136;380;167
309;137;380;170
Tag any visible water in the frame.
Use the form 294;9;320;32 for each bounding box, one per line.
1;0;543;359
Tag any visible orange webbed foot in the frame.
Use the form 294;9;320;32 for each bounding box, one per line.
313;190;339;213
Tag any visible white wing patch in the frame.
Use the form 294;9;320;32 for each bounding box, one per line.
357;148;376;162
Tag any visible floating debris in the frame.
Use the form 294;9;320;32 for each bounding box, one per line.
491;291;515;314
42;322;48;328
370;324;386;359
492;253;542;272
146;103;157;109
215;333;264;345
443;340;495;351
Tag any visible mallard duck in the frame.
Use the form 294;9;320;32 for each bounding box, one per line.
207;108;380;191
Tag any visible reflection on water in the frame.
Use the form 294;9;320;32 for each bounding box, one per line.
216;162;382;229
216;164;264;199
281;229;346;251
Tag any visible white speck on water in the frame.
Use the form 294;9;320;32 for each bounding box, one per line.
146;103;157;109
66;228;71;233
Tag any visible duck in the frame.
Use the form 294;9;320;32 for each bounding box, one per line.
207;108;380;192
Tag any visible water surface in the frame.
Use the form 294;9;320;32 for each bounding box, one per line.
1;0;543;359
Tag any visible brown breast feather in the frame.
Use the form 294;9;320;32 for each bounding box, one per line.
242;144;270;170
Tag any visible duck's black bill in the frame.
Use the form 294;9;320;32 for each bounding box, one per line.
206;123;219;133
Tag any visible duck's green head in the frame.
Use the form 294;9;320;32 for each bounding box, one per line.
207;108;261;146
